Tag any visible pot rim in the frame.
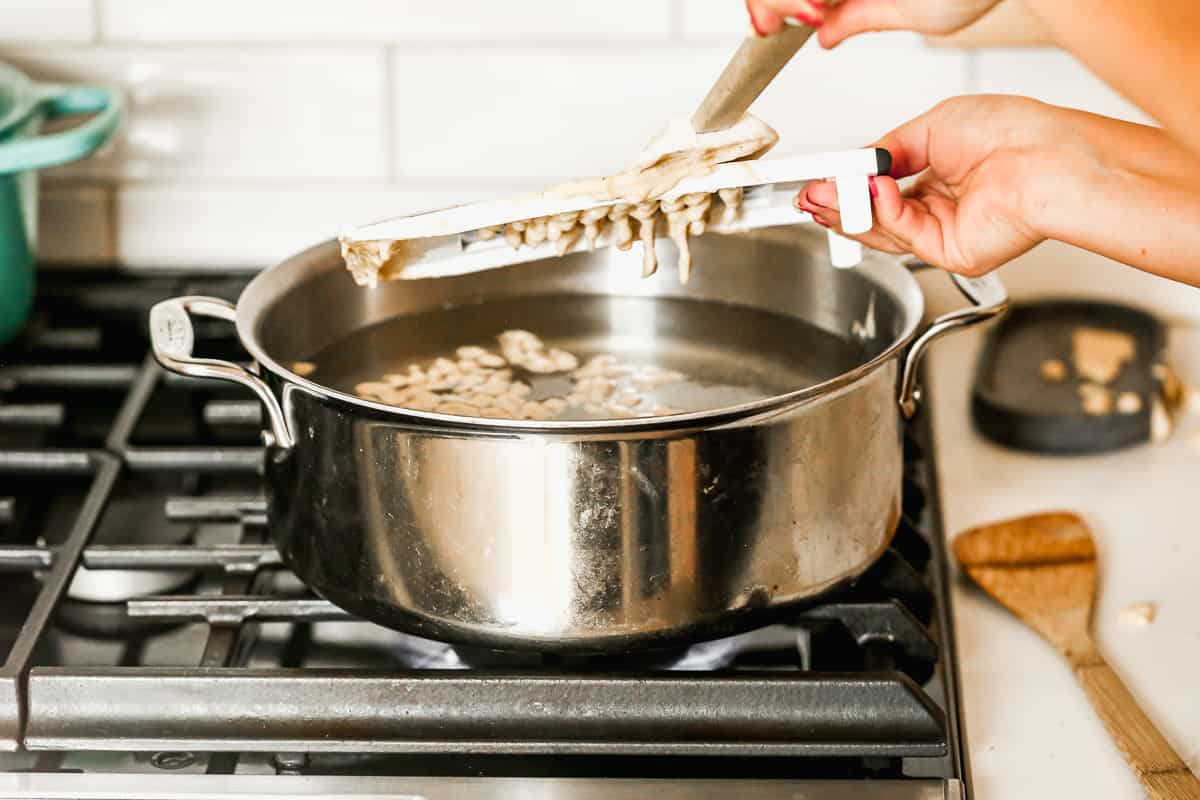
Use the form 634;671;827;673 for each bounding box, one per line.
234;235;926;434
0;63;38;140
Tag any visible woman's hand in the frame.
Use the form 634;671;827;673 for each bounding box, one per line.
744;0;1000;47
796;95;1200;285
799;95;1057;275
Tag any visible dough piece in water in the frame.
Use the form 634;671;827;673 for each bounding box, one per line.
357;331;692;421
456;346;489;361
355;381;392;399
616;391;642;408
631;366;684;388
438;401;478;416
542;397;568;415
549;348;579;372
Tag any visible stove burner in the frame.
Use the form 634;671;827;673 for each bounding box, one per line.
0;271;971;796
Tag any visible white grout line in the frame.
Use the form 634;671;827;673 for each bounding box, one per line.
964;49;979;94
3;38;687;51
91;0;103;43
43;176;542;190
383;46;397;182
103;182;119;261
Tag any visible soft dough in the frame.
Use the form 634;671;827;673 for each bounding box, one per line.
342;115;778;287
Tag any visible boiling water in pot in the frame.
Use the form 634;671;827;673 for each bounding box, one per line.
307;294;868;420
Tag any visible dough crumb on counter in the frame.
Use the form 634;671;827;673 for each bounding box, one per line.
1117;602;1157;627
1151;395;1173;442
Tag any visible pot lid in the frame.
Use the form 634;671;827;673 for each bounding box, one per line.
0;62;39;140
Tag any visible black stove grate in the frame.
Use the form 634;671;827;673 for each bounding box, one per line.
0;271;970;791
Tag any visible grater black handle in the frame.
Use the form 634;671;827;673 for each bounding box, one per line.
874;148;893;177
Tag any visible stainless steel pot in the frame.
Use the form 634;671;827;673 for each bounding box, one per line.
149;227;1006;652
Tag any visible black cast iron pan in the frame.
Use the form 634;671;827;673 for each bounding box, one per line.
972;299;1167;454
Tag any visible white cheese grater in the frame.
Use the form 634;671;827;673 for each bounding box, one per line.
340;147;890;285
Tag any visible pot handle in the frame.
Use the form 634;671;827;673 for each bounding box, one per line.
898;269;1008;418
149;296;295;449
0;84;123;175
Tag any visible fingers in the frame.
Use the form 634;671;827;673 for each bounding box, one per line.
745;0;829;36
795;180;909;254
816;0;904;48
745;0;784;35
795;177;961;270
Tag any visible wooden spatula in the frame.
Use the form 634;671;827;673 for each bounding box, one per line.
954;512;1200;799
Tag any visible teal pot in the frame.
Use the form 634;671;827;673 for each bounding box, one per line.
0;62;121;345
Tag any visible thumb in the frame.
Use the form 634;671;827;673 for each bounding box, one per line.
816;0;905;48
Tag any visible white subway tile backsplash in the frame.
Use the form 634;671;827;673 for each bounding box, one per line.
973;49;1153;125
678;1;749;42
0;0;94;43
38;184;115;264
115;183;530;267
753;40;969;153
393;47;727;182
392;42;966;182
4;1;1151;280
99;0;672;43
5;47;389;182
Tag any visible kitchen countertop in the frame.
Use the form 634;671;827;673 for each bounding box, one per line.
921;244;1200;799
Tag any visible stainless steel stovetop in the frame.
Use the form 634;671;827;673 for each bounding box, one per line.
0;271;970;799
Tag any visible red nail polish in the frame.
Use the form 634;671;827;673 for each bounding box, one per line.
746;1;768;36
868;177;879;199
796;1;824;26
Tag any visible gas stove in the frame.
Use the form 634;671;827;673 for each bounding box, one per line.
0;271;970;799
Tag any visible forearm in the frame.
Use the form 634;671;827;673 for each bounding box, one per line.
1021;0;1200;156
1034;109;1200;286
